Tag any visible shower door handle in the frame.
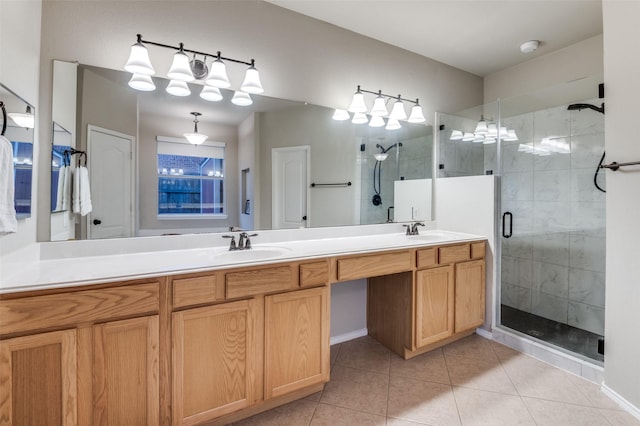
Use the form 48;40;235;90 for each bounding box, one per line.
502;212;513;238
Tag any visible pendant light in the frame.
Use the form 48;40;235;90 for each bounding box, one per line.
167;43;194;82
231;91;253;106
407;99;426;123
474;115;489;134
184;112;208;145
200;86;223;102
240;59;264;94
332;109;350;121
368;115;385;128
386;117;401;130
8;106;35;129
348;86;367;113
124;34;155;75
205;52;230;88
351;112;368;124
166;80;191;96
128;73;156;91
389;95;407;121
450;130;464;140
370;91;388;117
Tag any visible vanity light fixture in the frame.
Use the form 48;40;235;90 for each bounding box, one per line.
450;116;518;144
124;34;263;105
336;85;427;128
7;106;35;129
184;112;208;145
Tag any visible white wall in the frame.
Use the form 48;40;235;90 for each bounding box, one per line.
0;0;42;271
238;114;257;231
330;280;368;344
602;0;640;412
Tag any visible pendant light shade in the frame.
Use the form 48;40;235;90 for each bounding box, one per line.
368;115;385;128
474;116;489;134
505;129;519;141
386;117;401;130
348;86;367;113
472;135;485;143
206;55;231;88
200;86;223;102
483;137;496;144
352;112;368;124
499;126;509;138
332;109;350;121
407;100;426;123
450;130;464;140
462;132;475;142
389;96;407;120
128;73;156;91
167;44;194;82
487;123;498;137
240;59;264;94
370;91;388;116
184;112;208;145
166;80;191;96
8;106;35;129
124;38;155;75
231;91;253;106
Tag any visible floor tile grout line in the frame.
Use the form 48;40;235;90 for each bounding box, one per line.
442;347;464;426
315;400;387;419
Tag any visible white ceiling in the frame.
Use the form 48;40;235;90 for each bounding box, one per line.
266;0;603;76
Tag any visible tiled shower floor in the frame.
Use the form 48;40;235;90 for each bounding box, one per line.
501;305;604;362
231;334;637;425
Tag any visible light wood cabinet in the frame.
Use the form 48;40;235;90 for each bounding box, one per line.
92;315;159;425
454;260;486;332
0;329;78;425
264;286;329;399
172;299;258;425
415;265;455;347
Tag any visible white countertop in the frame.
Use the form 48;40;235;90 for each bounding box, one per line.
0;229;485;294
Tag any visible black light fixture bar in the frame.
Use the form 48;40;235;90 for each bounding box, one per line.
136;33;254;67
356;85;419;105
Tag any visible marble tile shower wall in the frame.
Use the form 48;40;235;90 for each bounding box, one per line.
500;100;606;336
360;135;432;224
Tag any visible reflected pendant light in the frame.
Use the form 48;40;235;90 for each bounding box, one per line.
200;86;223;102
332;109;350;121
128;73;156;91
407;99;426;123
504;129;519;141
166;80;191;96
474;115;489;134
386;117;401;131
240;59;264;94
348;86;367;113
450;130;464;140
368;115;385;128
370;91;388;117
124;35;155;75
231;91;253;106
462;132;475;142
205;52;231;88
184;112;208;145
389;96;407;121
167;43;195;82
487;123;498;137
351;112;368;124
8;106;35;129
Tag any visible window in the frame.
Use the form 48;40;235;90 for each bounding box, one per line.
156;137;226;218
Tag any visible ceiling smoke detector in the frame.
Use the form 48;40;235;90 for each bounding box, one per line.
520;40;540;54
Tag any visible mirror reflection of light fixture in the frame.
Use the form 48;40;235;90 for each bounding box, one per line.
450;116;518;144
200;86;223;102
368;115;385;128
351;112;368;124
184;112;208;145
124;34;262;105
474;115;489;134
450;130;464;140
332;109;350;121
166;80;191;96
386;117;401;131
231;91;253;106
8;106;35;129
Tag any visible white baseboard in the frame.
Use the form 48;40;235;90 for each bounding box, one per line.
602;383;640;421
330;328;368;345
475;327;493;339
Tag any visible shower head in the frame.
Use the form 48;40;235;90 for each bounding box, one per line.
567;102;605;114
375;142;404;154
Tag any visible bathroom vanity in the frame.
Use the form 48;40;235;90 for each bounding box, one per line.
0;231;486;425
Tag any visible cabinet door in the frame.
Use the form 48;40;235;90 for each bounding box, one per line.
93;315;159;425
415;265;454;347
0;329;77;425
455;260;486;333
264;287;329;399
173;299;257;425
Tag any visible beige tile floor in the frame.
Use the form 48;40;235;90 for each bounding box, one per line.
232;334;639;426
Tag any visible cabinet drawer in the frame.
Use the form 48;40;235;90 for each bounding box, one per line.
173;274;220;308
299;261;329;287
438;244;470;264
337;251;412;281
471;242;486;259
416;248;437;269
0;282;160;336
226;265;295;299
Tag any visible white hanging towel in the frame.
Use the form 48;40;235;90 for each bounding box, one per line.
62;165;71;211
0;135;17;235
79;166;92;216
55;165;67;211
72;166;81;214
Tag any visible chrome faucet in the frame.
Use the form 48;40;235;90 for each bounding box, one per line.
403;222;425;236
223;232;258;250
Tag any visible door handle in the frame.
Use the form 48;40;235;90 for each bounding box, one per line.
502;212;512;238
93;219;102;225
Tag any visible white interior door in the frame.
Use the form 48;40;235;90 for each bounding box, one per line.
87;125;134;239
272;146;309;229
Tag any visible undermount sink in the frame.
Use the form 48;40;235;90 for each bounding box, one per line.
404;231;462;242
212;246;292;263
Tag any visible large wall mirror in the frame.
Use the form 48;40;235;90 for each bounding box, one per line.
49;60;433;241
1;83;35;220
